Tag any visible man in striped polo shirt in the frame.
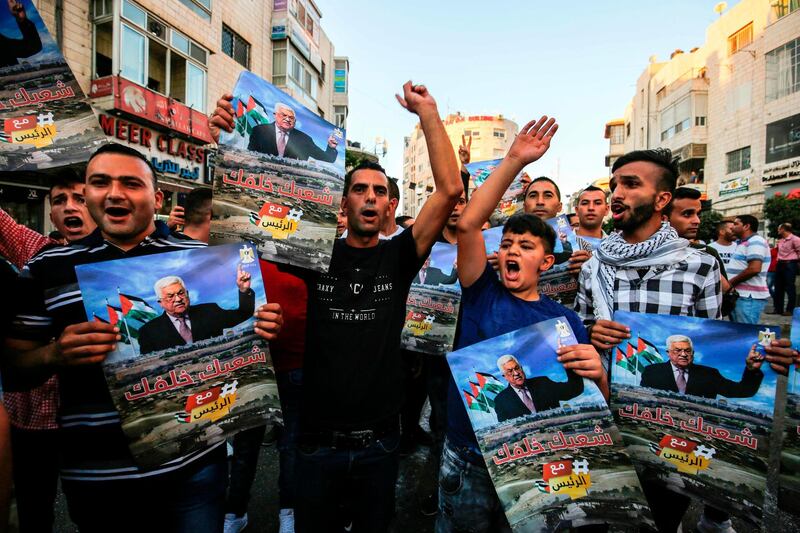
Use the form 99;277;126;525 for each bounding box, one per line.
727;214;771;324
4;143;283;532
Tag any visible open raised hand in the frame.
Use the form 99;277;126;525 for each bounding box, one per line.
507;116;558;166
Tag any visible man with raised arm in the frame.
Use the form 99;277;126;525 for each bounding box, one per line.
251;82;460;533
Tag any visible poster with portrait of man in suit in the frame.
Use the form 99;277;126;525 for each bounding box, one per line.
401;241;461;355
465;158;525;228
212;71;345;272
447;318;652;531
610;311;781;526
0;0;107;171
779;309;800;522
75;243;281;469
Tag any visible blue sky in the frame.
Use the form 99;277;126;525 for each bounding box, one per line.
221;71;345;166
317;0;741;207
447;317;607;430
0;0;62;70
614;311;780;415
76;243;267;327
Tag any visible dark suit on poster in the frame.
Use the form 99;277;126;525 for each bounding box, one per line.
494;371;584;423
138;289;255;354
640;362;763;399
0;15;42;68
414;266;458;286
247;124;338;162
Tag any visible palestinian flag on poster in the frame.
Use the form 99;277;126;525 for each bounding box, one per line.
615;336;663;375
94;306;135;344
475;371;505;395
464;390;490;413
118;292;158;324
233;95;270;136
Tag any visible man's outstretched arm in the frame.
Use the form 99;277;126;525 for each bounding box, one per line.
395;82;462;259
456;116;558;287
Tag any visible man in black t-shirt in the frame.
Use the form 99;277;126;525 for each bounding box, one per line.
298;82;461;533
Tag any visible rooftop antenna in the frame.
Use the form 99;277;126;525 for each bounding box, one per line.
714;2;727;17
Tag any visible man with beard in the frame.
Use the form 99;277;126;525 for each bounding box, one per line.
576;148;795;533
709;220;736;266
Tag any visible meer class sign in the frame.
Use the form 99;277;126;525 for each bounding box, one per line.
99;114;207;183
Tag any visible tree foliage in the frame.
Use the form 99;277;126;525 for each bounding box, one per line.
345;149;376;172
698;209;723;244
764;191;800;238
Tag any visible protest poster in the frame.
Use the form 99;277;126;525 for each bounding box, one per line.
211;71;345;272
401;241;460;355
465;158;525;227
611;311;780;526
539;214;583;303
448;318;653;531
0;0;106;171
779;309;800;518
75;243;281;469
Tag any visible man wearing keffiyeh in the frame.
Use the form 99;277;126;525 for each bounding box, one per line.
575;148;796;533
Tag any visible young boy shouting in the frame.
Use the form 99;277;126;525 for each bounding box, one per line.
437;116;607;533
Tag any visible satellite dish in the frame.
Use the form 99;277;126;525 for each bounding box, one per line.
714;2;727;15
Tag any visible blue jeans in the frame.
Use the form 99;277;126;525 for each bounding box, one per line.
295;430;400;533
62;449;227;533
436;439;511;533
731;296;768;324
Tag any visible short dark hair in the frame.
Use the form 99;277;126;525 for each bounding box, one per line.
578;185;607;202
525;176;561;201
715;220;732;236
48;167;84;200
663;186;702;216
343;161;388;195
502;213;556;254
395;215;414;228
184;187;213;226
779;222;793;233
87;142;158;187
736;214;759;233
611;148;678;192
388;177;400;201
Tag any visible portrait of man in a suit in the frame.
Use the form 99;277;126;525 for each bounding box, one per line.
493;354;584;423
0;1;42;69
413;255;458;286
247;102;339;162
137;264;256;354
640;334;764;399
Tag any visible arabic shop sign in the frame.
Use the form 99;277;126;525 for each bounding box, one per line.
98;114;206;183
762;157;800;186
719;175;750;197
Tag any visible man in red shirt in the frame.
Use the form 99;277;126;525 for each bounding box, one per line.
773;222;800;315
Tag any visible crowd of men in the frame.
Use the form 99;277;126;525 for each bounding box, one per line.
0;81;797;533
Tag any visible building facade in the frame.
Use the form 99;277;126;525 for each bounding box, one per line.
1;0;348;234
602;0;799;217
402;112;518;217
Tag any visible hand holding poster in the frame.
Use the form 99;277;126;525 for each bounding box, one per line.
610;311;781;527
401;241;461;354
779;309;800;520
75;243;281;468
447;318;653;531
211;71;345;271
0;0;106;170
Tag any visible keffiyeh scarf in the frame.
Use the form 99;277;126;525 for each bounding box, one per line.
590;222;696;320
